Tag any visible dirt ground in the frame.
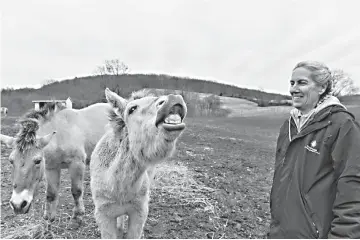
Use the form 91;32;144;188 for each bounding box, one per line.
0;106;289;239
0;99;360;239
2;100;358;239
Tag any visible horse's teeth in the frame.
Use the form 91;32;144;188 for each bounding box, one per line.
164;114;181;124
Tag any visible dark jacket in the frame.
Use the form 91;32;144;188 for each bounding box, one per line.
269;105;360;238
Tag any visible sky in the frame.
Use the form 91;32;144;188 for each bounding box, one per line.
1;0;360;95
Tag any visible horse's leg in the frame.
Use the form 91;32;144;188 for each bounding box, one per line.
44;168;61;221
95;209;118;239
116;215;126;238
126;203;149;239
69;161;85;219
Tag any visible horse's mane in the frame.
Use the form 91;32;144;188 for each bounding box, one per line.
15;102;66;152
129;89;154;100
15;119;39;152
24;102;66;121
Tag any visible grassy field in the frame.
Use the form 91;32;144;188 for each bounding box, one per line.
1;98;359;239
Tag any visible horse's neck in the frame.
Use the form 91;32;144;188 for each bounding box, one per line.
37;116;58;137
108;137;147;191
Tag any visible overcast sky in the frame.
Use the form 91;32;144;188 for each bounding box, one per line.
1;0;359;94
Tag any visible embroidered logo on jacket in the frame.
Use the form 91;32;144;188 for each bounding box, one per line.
305;140;320;154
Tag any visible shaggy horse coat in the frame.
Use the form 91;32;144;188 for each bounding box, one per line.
90;88;187;238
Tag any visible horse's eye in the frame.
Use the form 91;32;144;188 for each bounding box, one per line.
128;106;137;115
9;159;14;165
34;159;42;165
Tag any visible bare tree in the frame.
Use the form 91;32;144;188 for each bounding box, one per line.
331;68;360;97
94;59;129;76
95;66;107;76
42;79;57;87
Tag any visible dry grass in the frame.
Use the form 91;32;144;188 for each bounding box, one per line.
153;161;217;211
0;160;218;239
151;161;228;238
0;199;99;239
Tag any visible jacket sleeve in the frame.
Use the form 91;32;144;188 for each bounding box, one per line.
328;118;360;238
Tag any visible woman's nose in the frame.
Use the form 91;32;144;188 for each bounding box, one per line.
290;83;299;92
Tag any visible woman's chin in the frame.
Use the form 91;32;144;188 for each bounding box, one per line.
292;103;302;109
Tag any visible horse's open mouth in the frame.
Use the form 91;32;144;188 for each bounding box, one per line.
163;113;185;131
156;104;186;131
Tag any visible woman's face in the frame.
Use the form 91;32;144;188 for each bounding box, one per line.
290;67;326;114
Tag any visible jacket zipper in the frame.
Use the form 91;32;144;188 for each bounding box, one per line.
284;118;329;238
302;193;320;238
312;222;319;238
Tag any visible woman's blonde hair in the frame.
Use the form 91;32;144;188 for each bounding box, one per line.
293;61;333;98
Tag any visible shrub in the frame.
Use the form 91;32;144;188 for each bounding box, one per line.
257;99;270;107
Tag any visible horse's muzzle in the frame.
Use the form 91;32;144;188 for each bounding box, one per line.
155;95;187;131
10;199;32;214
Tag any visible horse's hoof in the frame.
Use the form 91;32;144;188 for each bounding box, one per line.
72;208;85;219
43;214;55;222
69;217;82;229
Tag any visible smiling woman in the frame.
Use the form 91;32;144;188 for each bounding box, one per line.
290;61;333;114
269;61;360;238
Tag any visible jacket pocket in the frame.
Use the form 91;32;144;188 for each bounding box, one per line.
301;193;320;238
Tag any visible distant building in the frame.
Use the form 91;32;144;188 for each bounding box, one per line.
32;97;72;110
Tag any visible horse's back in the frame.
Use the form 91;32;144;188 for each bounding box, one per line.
56;103;110;133
46;103;111;164
79;103;112;158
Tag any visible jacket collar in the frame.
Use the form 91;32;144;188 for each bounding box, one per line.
288;105;354;142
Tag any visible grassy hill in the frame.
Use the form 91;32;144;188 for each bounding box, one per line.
1;74;291;115
338;94;360;105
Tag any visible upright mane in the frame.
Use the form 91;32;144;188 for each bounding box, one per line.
24;102;65;121
129;89;154;100
15;119;39;152
15;102;65;152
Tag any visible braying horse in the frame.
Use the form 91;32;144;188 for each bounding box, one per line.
90;88;187;238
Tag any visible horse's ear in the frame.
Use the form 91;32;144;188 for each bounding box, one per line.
0;134;15;148
37;131;56;149
105;88;127;114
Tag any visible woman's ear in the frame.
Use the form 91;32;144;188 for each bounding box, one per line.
319;82;328;95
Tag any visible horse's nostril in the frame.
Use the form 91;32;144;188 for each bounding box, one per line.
13;184;17;189
20;200;28;209
158;100;165;106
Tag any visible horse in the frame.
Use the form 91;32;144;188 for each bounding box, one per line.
1;107;8;117
90;88;187;238
0;101;111;222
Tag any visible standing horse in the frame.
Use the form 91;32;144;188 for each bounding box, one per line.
90;88;187;238
0;101;111;221
1;107;8;117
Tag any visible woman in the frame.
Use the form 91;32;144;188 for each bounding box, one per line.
269;61;360;238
